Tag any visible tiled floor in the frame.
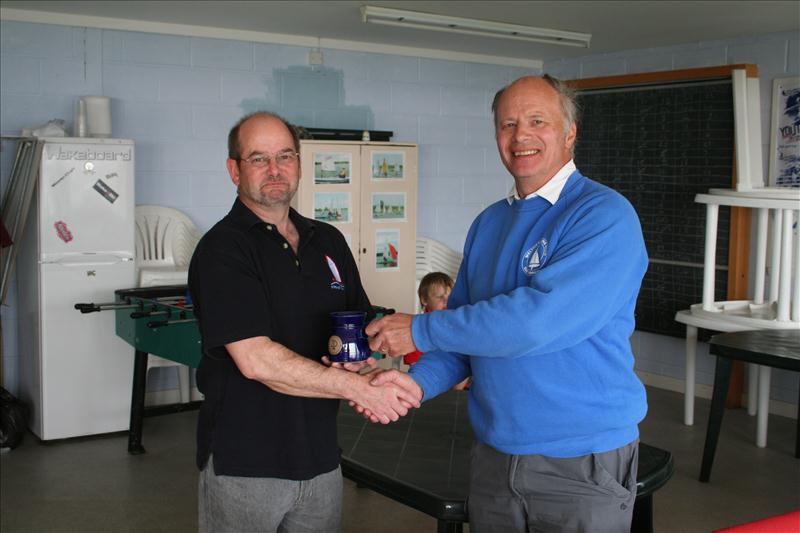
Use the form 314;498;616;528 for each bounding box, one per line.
1;386;798;532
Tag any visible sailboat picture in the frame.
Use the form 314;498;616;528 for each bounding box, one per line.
313;192;351;223
375;229;400;270
371;152;405;180
314;152;351;184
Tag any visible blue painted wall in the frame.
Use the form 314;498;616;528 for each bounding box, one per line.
1;19;797;406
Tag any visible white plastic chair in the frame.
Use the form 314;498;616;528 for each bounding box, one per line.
415;237;463;313
135;205;201;404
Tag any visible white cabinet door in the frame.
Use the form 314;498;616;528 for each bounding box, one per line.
298;143;362;259
358;145;417;314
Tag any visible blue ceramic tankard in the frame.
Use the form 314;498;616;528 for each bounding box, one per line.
328;311;371;362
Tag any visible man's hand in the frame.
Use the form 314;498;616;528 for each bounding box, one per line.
350;370;423;424
321;355;377;374
365;313;417;357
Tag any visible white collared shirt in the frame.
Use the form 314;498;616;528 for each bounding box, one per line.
506;160;576;205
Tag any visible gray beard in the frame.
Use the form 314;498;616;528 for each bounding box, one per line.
239;182;296;208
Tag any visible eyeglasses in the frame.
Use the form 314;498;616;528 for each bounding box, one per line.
238;151;299;168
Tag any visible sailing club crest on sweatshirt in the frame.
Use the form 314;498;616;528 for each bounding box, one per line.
521;238;548;276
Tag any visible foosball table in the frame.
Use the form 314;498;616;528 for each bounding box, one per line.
76;285;395;454
76;284;202;454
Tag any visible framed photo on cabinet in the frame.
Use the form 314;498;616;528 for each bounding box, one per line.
313;192;351;223
371;192;406;221
314;152;352;184
371;151;405;180
375;229;400;270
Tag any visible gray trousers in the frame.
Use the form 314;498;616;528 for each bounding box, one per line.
468;440;639;533
198;457;342;533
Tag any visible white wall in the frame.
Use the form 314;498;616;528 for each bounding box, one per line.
1;19;797;408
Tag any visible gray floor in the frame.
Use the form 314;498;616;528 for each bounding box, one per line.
1;386;798;532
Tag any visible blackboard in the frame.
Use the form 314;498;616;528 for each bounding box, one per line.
574;80;734;338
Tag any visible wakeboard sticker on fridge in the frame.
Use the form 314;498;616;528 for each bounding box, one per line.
93;179;119;203
54;220;73;243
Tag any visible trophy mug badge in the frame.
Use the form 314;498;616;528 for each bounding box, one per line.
328;311;371;362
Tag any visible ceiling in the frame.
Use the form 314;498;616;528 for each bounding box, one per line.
2;1;798;63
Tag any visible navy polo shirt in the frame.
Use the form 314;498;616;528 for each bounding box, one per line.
188;198;371;479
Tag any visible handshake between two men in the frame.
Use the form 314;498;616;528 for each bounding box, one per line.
326;312;422;425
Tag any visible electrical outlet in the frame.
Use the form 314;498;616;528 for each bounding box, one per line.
308;49;324;66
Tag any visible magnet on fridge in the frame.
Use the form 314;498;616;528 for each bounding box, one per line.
54;220;74;243
51;167;75;187
92;179;119;204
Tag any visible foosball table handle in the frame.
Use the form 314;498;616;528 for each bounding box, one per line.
147;318;197;328
74;301;138;313
130;310;168;319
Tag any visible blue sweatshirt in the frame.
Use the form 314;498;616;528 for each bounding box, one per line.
410;170;649;457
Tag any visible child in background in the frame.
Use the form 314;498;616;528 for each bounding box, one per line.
403;272;470;390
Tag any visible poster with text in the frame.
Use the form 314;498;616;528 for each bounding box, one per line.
375;229;399;270
769;76;800;187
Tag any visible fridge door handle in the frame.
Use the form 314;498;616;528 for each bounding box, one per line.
42;254;134;266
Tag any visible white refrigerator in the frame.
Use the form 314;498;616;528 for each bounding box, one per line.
17;137;136;440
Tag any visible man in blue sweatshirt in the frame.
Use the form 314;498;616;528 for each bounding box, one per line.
365;75;649;532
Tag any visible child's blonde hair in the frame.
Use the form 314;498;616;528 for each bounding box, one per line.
418;272;454;301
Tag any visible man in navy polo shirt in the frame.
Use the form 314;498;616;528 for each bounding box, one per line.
188;111;421;533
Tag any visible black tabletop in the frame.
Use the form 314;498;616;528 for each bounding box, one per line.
337;390;673;524
709;329;800;371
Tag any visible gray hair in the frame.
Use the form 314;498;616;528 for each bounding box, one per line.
491;74;580;148
227;111;300;160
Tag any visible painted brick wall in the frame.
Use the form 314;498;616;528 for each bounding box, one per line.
1;20;797;407
0;20;534;395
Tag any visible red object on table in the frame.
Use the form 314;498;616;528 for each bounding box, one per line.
712;510;800;533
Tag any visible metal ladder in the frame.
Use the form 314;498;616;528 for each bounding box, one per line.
0;136;43;385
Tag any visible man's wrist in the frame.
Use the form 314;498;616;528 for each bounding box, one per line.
410;313;428;353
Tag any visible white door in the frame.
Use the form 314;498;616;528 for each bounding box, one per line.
359;145;418;314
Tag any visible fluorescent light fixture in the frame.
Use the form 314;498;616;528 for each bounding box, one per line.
361;5;591;48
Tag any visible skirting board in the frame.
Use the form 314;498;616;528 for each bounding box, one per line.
636;370;797;420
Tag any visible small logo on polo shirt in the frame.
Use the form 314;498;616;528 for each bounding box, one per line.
325;255;345;290
521;239;548;276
